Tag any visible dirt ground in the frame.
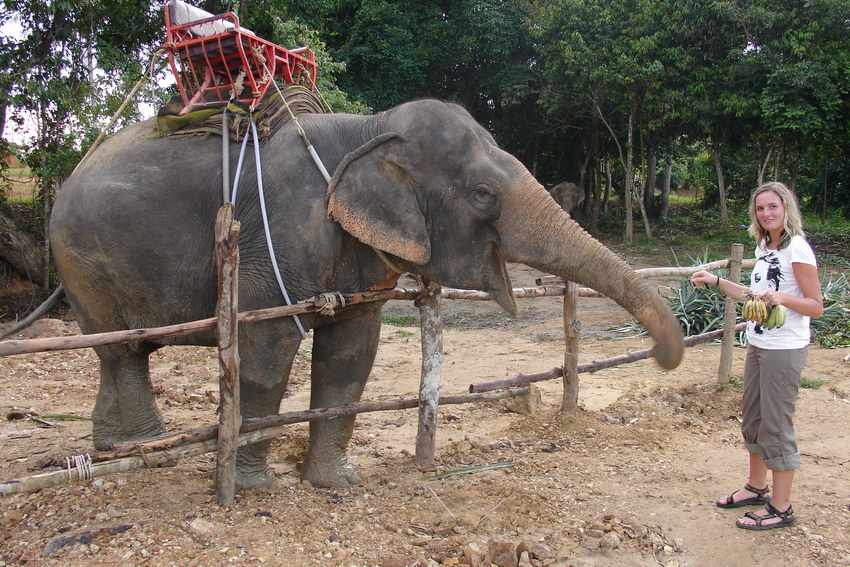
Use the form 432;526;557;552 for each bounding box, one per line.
0;261;848;567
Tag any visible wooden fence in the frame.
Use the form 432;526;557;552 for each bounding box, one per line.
0;223;754;501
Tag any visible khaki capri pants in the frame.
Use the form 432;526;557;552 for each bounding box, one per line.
741;345;808;471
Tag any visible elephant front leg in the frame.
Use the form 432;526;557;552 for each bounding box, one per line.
301;306;382;488
91;344;165;450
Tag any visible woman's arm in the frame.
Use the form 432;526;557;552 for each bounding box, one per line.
690;270;750;301
756;262;824;319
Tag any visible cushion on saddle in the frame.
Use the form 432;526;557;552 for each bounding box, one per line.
167;0;255;37
153;84;324;144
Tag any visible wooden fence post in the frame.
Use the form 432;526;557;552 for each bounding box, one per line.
214;204;241;505
415;281;443;467
561;281;580;411
718;243;744;384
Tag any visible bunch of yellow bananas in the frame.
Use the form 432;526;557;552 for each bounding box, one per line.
741;294;787;329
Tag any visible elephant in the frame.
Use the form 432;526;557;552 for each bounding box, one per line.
547;181;585;216
49;98;684;491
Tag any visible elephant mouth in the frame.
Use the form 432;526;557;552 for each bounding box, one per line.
485;243;518;316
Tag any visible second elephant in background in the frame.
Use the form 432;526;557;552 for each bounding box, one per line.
547;181;585;217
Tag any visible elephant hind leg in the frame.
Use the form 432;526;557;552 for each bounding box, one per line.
91;343;165;450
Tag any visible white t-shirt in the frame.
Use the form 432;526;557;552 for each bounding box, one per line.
747;235;817;349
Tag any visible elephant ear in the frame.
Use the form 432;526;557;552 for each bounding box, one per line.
327;132;431;264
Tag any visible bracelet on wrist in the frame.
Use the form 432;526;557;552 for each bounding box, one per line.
716;275;720;286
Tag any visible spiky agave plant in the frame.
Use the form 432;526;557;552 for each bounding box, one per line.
812;273;850;348
613;250;730;340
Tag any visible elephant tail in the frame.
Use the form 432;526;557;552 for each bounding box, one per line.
0;285;66;339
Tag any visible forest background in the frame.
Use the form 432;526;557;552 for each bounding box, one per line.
0;0;848;324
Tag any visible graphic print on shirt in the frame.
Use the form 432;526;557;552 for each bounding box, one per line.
752;252;783;335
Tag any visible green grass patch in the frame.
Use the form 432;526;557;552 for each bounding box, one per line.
381;313;416;326
800;377;827;389
804;210;850;232
716;375;744;392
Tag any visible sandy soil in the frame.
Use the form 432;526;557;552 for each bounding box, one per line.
0;262;848;567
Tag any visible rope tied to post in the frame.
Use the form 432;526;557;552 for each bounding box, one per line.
314;292;347;316
65;454;93;482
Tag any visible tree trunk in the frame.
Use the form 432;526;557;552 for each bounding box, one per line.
645;152;657;218
821;159;828;223
788;138;807;194
590;163;602;233
773;139;785;181
624;106;635;244
661;148;672;219
712;141;730;230
758;139;775;187
0;209;46;287
576;141;593;222
41;179;51;292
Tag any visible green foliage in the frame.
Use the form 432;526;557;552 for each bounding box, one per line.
613;250;732;339
811;274;850;348
331;0;534;119
268;17;370;114
1;0;849;285
617;257;849;350
800;377;827;389
1;1;164;202
665;278;728;338
380;313;416;327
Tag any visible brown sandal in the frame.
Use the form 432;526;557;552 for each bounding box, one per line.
736;503;796;531
716;483;770;509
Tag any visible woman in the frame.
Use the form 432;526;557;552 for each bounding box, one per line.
691;181;823;531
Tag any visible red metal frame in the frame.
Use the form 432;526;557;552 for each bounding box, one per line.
163;5;317;115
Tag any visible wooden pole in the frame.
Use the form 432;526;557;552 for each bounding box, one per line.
415;281;443;467
441;285;605;300
214;204;240;505
717;243;744;384
561;281;580;411
0;387;529;497
536;259;755;285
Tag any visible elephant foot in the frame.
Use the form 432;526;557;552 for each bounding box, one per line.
300;458;363;488
235;466;280;492
91;423;166;451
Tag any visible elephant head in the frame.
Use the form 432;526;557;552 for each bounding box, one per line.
548;181;585;216
326;100;683;369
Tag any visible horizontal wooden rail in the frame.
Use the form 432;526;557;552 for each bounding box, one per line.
0;386;529;497
0;285;608;357
468;322;747;393
0;259;737;359
536;258;756;285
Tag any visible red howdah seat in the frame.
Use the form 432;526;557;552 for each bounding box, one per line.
163;0;317;115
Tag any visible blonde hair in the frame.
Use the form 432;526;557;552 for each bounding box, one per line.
747;181;805;250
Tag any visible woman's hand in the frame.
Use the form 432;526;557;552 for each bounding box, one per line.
755;289;781;306
691;270;750;301
757;263;824;318
690;270;715;289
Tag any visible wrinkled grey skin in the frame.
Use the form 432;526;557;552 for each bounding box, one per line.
548;182;585;216
51;100;684;491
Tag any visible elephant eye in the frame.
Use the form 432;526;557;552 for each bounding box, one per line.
468;184;500;220
473;186;493;203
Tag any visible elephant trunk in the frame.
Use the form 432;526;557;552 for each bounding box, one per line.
495;175;684;370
